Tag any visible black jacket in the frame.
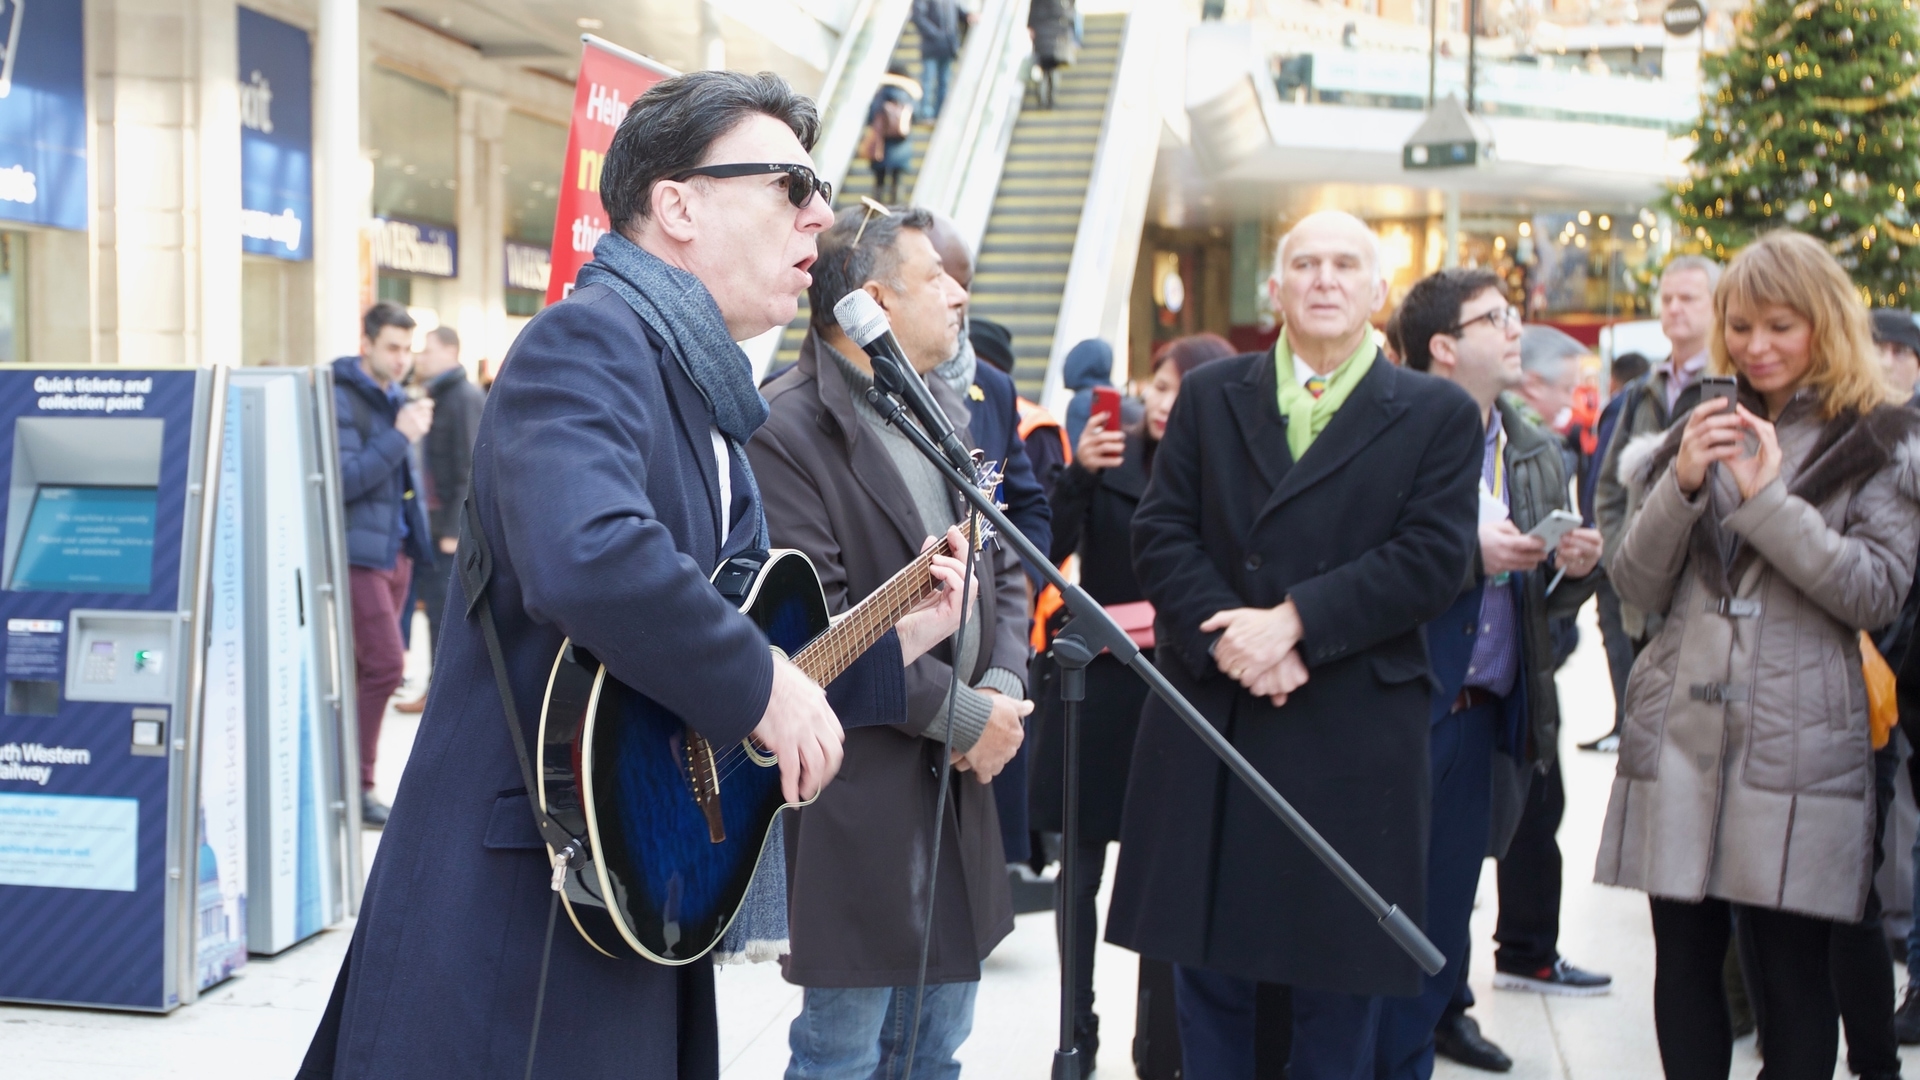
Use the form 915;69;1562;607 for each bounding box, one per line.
1105;350;1481;996
331;357;431;570
1030;433;1151;840
421;366;485;542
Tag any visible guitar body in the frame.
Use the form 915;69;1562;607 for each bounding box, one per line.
537;549;832;964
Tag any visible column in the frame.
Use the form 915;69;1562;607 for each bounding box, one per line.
314;0;361;360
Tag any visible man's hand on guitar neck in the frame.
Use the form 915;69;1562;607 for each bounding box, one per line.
753;656;846;803
897;527;975;665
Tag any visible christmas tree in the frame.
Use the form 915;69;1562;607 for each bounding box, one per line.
1672;0;1920;306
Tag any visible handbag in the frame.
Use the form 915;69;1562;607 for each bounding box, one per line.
1862;630;1898;750
1106;600;1156;651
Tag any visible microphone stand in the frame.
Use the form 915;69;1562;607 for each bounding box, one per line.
861;387;1445;1080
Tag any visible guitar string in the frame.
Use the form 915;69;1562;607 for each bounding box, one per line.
704;528;985;787
702;554;938;784
699;519;983;786
707;553;944;786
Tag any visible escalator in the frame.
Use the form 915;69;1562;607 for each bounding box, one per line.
970;14;1126;398
772;22;935;369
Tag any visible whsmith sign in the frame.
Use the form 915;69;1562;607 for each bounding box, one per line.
370;218;457;278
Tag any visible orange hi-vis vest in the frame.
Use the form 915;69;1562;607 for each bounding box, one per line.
1014;396;1072;652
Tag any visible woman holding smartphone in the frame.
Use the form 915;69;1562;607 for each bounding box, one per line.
1597;230;1920;1080
1030;332;1234;1063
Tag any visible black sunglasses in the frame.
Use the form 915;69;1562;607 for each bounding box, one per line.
668;162;832;209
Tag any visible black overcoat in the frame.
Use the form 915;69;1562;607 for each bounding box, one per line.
1030;433;1151;841
298;284;905;1079
1104;350;1481;997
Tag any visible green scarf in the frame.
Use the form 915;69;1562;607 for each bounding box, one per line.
1274;332;1377;462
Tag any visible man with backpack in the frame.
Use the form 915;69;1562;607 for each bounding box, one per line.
332;301;436;827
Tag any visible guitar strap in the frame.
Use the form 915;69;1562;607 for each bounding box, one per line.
455;492;582;857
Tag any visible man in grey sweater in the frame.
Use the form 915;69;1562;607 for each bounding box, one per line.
750;204;1031;1079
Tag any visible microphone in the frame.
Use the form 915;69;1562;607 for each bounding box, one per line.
833;290;974;474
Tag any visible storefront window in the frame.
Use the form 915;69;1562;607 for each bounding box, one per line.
503;112;567;247
0;232;22;363
503;112;565;318
369;68;457;226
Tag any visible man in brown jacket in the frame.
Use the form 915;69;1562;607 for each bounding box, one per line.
748;204;1031;1078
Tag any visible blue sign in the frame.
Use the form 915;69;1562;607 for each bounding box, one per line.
238;8;312;261
0;0;88;230
371;217;458;278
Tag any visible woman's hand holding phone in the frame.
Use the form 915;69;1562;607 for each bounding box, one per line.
1676;397;1779;498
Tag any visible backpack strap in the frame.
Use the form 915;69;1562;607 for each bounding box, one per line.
455;493;584;864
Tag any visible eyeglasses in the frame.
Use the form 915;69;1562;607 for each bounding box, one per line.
1451;304;1521;335
668;162;833;209
851;195;893;247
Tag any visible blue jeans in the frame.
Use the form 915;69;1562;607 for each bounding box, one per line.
1374;701;1496;1080
919;56;953;118
786;981;978;1080
1173;964;1380;1080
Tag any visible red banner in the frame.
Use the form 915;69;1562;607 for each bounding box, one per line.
545;37;676;306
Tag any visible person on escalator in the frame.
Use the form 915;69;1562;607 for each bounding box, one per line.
863;64;920;204
1028;0;1077;109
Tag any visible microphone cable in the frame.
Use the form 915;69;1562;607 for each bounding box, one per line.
901;510;981;1080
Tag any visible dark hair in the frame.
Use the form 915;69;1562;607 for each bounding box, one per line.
1610;350;1650;385
599;71;820;234
1395;268;1503;372
1152;333;1236;379
362;301;415;342
428;325;460;350
1381;305;1405;364
808;205;935;329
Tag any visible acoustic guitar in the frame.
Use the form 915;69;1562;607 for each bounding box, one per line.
536;496;993;964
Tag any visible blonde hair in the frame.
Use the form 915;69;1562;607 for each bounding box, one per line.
1710;230;1897;419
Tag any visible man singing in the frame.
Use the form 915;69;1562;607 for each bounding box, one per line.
1107;210;1482;1079
750;205;1032;1079
299;72;969;1080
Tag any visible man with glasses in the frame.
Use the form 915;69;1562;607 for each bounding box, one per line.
298;72;955;1080
1384;269;1602;1080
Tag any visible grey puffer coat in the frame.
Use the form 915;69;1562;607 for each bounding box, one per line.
1596;391;1920;921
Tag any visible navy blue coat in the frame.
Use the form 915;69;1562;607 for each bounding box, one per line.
965;361;1050;861
300;284;905;1080
332;357;433;570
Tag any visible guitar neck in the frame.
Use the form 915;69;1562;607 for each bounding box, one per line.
790;544;942;687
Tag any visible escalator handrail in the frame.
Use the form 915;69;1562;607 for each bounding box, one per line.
912;0;1031;253
1041;8;1171;416
744;0;914;377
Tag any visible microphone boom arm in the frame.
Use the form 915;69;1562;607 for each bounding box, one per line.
858;383;1445;977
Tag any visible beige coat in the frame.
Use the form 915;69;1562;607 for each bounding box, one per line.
1595;393;1920;921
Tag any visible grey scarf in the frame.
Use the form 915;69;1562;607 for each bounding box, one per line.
575;231;770;548
575;231;787;962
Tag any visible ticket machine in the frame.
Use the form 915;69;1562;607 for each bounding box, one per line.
0;366;358;1012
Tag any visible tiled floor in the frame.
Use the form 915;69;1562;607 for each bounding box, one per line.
1;602;1859;1078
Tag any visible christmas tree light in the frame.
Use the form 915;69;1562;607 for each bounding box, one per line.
1673;0;1920;306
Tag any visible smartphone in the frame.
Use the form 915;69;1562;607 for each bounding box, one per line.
1090;385;1123;433
1699;375;1739;413
1527;508;1583;549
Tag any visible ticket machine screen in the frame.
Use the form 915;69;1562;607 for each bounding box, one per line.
9;486;158;593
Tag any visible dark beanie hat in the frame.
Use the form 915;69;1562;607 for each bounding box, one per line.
970;318;1016;373
1872;308;1920;357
